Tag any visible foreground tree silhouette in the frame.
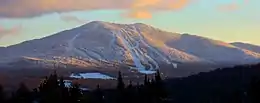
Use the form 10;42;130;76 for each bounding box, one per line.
59;77;70;103
125;81;135;103
37;71;69;103
69;83;83;103
154;70;169;103
38;73;61;103
228;90;244;103
248;77;260;103
117;71;125;91
2;63;260;103
116;71;125;103
93;85;104;103
11;83;32;103
0;84;6;103
144;74;149;86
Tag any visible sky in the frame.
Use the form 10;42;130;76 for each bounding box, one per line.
0;0;259;47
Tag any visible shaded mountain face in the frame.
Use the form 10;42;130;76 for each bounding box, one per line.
0;21;259;74
167;63;260;103
166;34;260;65
231;42;260;53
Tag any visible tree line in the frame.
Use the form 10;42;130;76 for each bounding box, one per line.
167;63;260;103
1;63;260;103
0;70;170;103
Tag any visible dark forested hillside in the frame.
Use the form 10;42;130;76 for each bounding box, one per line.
167;63;260;103
1;63;260;103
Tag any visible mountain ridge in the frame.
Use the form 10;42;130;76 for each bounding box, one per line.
231;42;260;53
0;21;259;74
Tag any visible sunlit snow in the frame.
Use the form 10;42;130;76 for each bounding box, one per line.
64;80;72;87
139;70;157;74
80;88;89;91
62;80;89;91
70;73;115;80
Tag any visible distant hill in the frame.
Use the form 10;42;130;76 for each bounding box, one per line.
167;63;260;103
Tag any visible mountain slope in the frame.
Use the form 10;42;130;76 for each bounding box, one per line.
0;21;259;73
166;34;260;65
0;21;205;74
231;42;260;53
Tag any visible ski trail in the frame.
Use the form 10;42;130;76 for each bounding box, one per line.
67;33;81;51
80;48;103;60
121;29;144;62
109;32;117;58
66;33;81;56
113;30;146;72
133;26;178;68
109;32;116;50
66;32;91;58
118;29;156;74
133;27;160;69
73;48;89;58
121;29;147;63
143;53;159;70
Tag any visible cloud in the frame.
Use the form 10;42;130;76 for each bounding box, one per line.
217;0;250;12
0;25;22;38
218;3;240;12
0;0;249;18
125;0;192;19
0;0;131;18
124;10;152;19
60;15;88;23
124;0;159;19
131;0;161;8
168;0;189;10
0;0;192;18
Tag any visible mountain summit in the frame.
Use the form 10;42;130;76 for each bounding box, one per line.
0;21;260;74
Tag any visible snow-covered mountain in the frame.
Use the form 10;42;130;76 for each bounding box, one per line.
0;21;260;73
231;42;260;53
166;34;260;65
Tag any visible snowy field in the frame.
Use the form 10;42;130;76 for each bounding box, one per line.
138;70;157;74
129;67;157;74
70;73;115;80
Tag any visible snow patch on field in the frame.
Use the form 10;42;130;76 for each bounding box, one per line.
80;88;89;91
64;80;72;87
62;80;89;91
70;73;115;80
139;70;156;74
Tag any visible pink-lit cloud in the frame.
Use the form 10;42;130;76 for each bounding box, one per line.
167;0;190;10
125;0;192;19
218;3;240;12
0;0;131;18
0;25;22;38
124;10;153;19
0;0;250;18
217;0;250;12
0;0;192;18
